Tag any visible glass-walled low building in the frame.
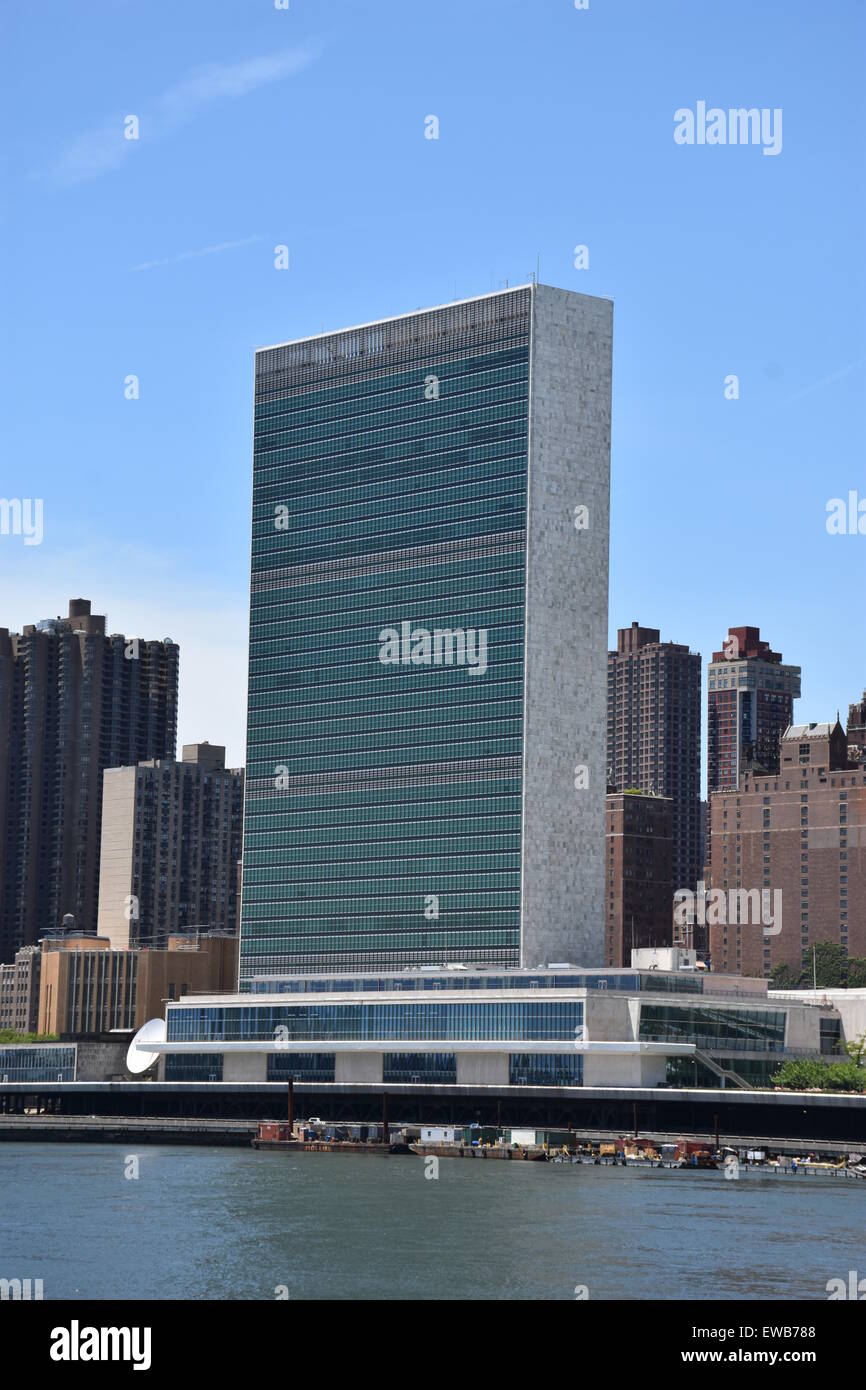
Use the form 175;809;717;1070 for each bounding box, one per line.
0;1044;76;1083
136;965;842;1091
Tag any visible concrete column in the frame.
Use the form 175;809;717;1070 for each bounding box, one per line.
335;1053;383;1083
222;1052;267;1082
456;1053;509;1085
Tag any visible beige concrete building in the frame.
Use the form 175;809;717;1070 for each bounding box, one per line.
38;933;239;1036
97;743;243;949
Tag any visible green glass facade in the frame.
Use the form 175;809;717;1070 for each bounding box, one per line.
164;1053;223;1082
242;290;532;981
267;1052;335;1082
509;1053;583;1086
383;1053;457;1084
250;969;677;994
167;998;583;1044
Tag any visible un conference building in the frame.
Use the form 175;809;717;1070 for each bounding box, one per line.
240;283;613;985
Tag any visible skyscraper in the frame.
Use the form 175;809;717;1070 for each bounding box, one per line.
606;622;701;896
0;600;178;958
97;743;244;948
707;626;801;791
241;284;612;982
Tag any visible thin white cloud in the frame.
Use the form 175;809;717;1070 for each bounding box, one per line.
156;49;314;123
35;45;318;187
41;119;133;185
787;356;866;403
132;234;263;273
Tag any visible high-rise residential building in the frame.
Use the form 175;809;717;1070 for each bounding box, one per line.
606;622;702;897
847;691;866;766
708;721;866;978
97;744;243;949
605;791;673;966
241;284;613;982
698;799;709;874
707;626;801;792
0;600;178;960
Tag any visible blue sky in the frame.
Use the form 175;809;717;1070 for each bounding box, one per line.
1;0;863;780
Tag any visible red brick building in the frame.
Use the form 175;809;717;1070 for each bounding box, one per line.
605;790;674;967
848;691;866;765
606;623;701;897
707;627;801;792
708;721;866;979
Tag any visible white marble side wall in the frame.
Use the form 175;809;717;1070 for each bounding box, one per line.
521;285;613;967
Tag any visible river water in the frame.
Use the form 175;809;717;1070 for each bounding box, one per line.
2;1143;864;1300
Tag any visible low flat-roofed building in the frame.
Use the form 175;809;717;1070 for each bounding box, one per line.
38;932;239;1036
135;961;842;1092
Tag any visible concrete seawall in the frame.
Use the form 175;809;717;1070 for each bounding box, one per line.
0;1115;254;1145
1;1081;865;1147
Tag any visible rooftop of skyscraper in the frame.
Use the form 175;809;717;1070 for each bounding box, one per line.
711;626;782;664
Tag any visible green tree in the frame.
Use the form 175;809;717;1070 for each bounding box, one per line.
804;941;845;989
772;1059;866;1093
845;957;866;989
0;1029;59;1044
845;1032;866;1067
770;961;803;990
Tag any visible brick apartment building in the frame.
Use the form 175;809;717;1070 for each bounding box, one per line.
97;744;243;949
708;720;866;979
606;623;701;897
605;790;674;966
0;599;178;958
707;626;801;791
848;690;866;765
